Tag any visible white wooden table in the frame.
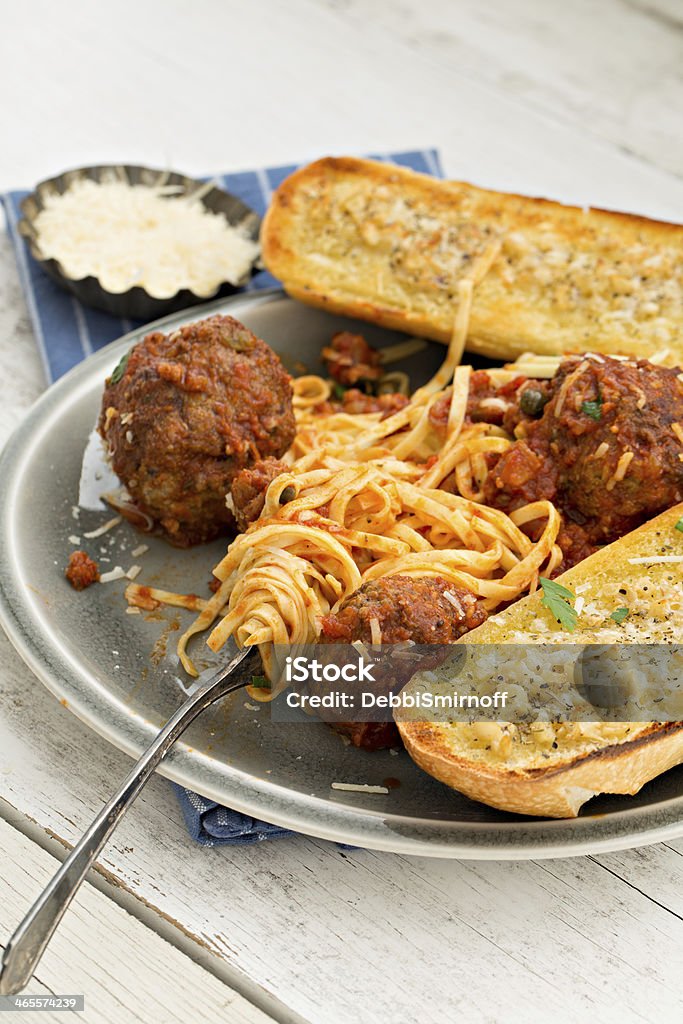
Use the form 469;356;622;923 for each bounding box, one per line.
1;2;682;1021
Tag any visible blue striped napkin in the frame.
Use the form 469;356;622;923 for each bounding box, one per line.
2;149;443;383
2;148;444;845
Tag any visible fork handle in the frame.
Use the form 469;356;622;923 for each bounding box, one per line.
0;648;250;995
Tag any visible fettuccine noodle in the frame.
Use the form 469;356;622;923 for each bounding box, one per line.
170;281;563;695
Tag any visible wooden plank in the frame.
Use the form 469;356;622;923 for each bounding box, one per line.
1;3;683;1022
0;980;72;1024
0;233;44;418
592;843;683;918
0;818;270;1024
1;623;682;1024
0;0;682;220
329;0;683;177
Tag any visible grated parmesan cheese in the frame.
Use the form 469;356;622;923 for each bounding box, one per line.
628;555;683;565
83;516;121;539
331;783;389;794
369;617;382;645
33;179;260;299
606;450;634;490
351;639;371;661
99;566;127;583
443;590;464;612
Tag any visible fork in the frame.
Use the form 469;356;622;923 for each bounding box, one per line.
0;645;257;995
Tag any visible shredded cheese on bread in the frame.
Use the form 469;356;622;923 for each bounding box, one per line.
396;504;683;817
262;158;683;362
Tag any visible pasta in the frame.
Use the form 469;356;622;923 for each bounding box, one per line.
170;281;563;695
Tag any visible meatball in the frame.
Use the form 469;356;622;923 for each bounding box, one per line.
321;331;383;388
484;355;683;550
65;550;100;590
317;576;487;751
429;370;530;435
98;316;296;546
314;388;409;418
230;457;289;532
320;575;487;644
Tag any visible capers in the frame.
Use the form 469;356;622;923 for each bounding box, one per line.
279;485;296;505
520;387;548;417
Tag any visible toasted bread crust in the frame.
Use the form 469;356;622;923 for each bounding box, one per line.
398;721;683;818
261;157;683;362
396;503;683;818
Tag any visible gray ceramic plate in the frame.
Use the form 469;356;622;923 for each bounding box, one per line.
1;290;683;859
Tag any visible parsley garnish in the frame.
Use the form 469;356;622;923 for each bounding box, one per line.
675;517;683;533
610;607;630;625
251;674;271;689
110;350;130;384
581;398;602;421
539;576;578;632
331;382;346;401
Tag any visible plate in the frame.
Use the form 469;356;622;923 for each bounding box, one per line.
1;289;683;859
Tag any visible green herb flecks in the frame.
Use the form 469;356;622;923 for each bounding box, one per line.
675;517;683;533
610;607;630;625
110;351;130;384
251;675;271;689
581;397;602;421
332;382;346;401
539;576;578;632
